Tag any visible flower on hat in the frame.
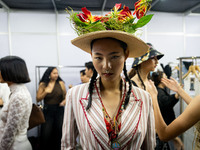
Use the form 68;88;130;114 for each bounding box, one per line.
66;0;153;36
133;0;152;19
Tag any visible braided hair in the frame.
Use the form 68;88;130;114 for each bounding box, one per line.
136;66;146;90
123;62;132;109
86;37;132;110
86;68;98;110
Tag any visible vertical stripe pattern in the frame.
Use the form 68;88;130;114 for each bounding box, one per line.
61;78;156;150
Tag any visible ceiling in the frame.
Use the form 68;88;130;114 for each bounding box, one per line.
0;0;200;15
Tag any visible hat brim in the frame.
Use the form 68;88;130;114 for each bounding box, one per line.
132;49;164;67
71;30;149;58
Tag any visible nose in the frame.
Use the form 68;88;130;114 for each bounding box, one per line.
154;57;158;64
102;59;111;70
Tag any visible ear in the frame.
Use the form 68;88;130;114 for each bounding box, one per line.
125;50;129;60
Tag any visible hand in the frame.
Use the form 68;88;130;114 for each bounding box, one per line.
161;77;181;93
45;82;54;93
59;100;66;106
147;80;158;100
68;84;73;89
173;137;184;150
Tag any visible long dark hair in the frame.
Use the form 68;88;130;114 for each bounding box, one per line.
136;66;146;90
86;38;132;110
39;67;63;86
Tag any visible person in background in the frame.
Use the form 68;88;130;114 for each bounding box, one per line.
147;76;200;149
0;56;32;150
36;67;66;150
80;69;90;83
128;43;164;91
151;71;184;150
85;61;95;78
0;83;10;114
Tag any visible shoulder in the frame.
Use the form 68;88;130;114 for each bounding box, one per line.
131;84;150;97
10;84;32;103
39;82;46;88
59;81;65;85
67;83;89;98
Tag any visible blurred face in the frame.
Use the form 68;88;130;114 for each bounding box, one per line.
50;68;59;81
80;72;90;83
91;38;128;82
85;67;93;78
141;56;158;72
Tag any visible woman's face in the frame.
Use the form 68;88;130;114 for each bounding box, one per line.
50;68;59;81
141;56;158;72
91;38;128;82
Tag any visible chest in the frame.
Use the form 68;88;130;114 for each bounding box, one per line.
100;91;122;119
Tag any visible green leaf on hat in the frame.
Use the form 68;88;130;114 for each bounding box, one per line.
134;14;154;28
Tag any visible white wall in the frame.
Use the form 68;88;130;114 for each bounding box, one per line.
0;8;200;139
1;9;200;99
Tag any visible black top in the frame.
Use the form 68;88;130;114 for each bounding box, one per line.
157;87;179;125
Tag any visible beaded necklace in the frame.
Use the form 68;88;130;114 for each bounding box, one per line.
99;80;126;150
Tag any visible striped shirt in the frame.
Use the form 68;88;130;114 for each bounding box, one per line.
61;78;156;150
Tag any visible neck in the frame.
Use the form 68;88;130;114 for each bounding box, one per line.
49;80;56;83
158;83;165;89
100;76;122;91
137;67;149;82
7;82;14;86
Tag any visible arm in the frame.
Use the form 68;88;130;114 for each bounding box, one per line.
0;97;26;149
0;98;3;106
61;89;78;150
162;77;192;104
141;94;156;150
36;82;53;102
59;81;67;106
148;80;200;141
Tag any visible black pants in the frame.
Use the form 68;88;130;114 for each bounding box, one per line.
155;134;171;150
40;104;64;150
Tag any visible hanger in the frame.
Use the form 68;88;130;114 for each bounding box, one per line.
183;58;200;81
172;65;180;71
195;59;200;73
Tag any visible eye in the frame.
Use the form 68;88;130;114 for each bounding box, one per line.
111;55;120;59
94;57;102;60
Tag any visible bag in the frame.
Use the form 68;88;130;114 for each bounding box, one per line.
28;103;45;130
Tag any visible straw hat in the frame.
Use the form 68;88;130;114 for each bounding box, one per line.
71;30;149;58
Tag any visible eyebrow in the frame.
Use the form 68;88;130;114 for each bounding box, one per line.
94;52;120;55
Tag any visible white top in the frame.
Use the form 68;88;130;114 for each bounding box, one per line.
0;83;10;114
0;84;32;150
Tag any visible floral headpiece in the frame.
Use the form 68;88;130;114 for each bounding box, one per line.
67;0;153;36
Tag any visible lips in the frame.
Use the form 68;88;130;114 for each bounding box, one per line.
103;73;113;77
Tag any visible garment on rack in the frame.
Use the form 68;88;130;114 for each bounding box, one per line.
183;73;200;97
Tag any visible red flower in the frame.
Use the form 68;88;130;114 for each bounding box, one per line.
77;7;92;23
77;13;88;22
118;6;133;20
93;16;103;22
114;3;122;11
82;7;91;17
133;0;151;19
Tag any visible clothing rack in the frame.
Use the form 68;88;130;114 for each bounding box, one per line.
176;56;200;143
